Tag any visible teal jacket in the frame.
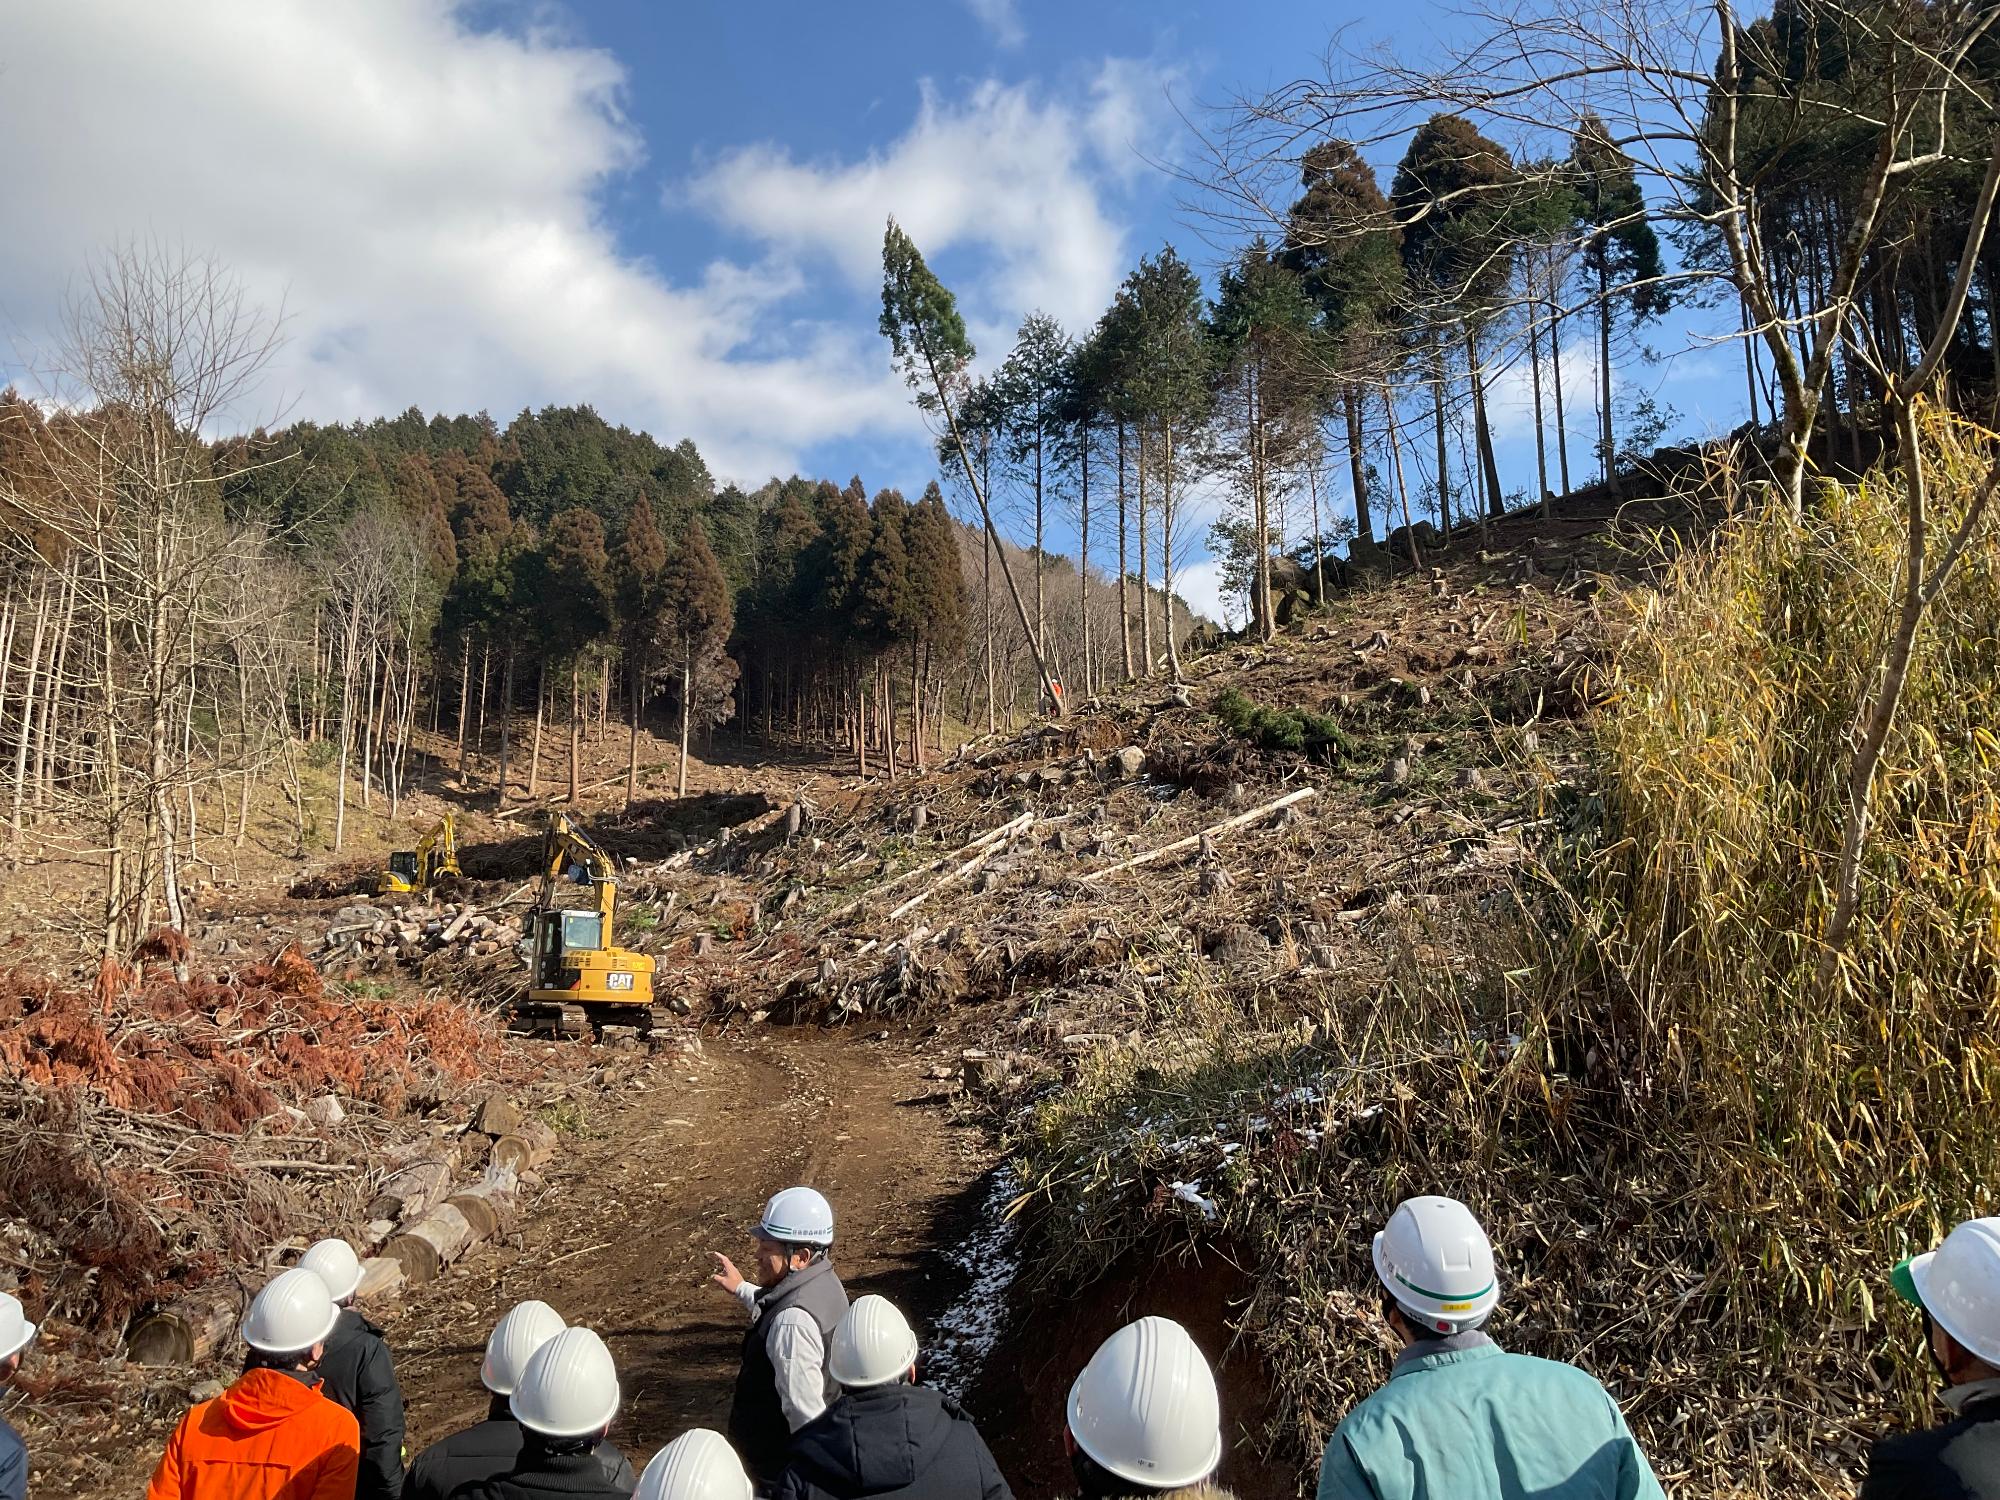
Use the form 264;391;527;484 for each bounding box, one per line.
1317;1336;1666;1500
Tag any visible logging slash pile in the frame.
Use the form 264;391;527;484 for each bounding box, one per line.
0;941;512;1343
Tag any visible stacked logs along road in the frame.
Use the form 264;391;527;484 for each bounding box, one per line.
124;1092;555;1366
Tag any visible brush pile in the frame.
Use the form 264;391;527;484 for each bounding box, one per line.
0;941;511;1341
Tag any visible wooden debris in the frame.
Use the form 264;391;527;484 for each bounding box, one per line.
1078;789;1317;885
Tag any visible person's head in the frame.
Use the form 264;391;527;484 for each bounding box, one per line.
1064;1316;1221;1499
1372;1195;1498;1346
750;1186;834;1284
241;1268;340;1374
482;1300;567;1398
511;1326;620;1451
633;1428;754;1500
828;1294;919;1392
1894;1217;2000;1387
297;1238;364;1310
0;1292;37;1386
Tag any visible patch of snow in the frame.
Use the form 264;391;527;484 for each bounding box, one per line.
1169;1180;1220;1219
924;1167;1024;1401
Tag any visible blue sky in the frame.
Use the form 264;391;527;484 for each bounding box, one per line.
3;0;1749;624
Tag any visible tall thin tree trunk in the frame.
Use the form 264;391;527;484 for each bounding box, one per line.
1343;386;1372;544
1034;425;1046;659
1117;421;1134;679
1308;456;1326;606
495;645;517;810
1741;289;1764;428
1079;416;1092;697
1163;419;1183;682
1384;385;1424;571
625;658;643;809
677;653;692;797
235;649;254;847
568;661;582;806
982;528;995;735
9;575;50;863
1253;366;1273;641
1550;263;1573;494
456;635;471;772
1138;426;1154;675
476;637;491;752
1597;250;1620;496
1528;276;1552;516
1430;338;1452;535
1469;325;1503;519
527;662;545;801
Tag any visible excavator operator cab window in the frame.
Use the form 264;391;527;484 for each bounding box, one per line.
387;852;418;882
559;911;602;956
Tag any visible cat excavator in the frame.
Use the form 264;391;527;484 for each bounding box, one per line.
512;811;668;1039
376;813;463;896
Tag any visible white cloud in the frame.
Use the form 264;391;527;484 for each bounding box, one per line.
0;1;925;481
688;65;1179;337
1175;556;1241;631
962;0;1026;49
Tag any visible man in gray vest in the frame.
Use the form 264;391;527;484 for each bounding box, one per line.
711;1185;849;1485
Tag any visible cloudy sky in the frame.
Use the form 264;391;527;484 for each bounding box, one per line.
1;1;1745;627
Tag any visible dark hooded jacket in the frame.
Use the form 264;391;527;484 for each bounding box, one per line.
445;1437;635;1500
773;1383;1011;1500
1862;1384;2000;1500
318;1307;407;1500
406;1396;636;1500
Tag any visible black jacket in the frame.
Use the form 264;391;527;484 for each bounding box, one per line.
446;1441;635;1500
1863;1388;2000;1500
319;1306;407;1500
408;1397;637;1500
773;1383;1012;1500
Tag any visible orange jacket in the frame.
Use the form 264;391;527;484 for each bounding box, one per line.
147;1367;362;1500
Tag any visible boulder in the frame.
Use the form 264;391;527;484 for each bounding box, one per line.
1106;746;1146;780
470;1093;522;1139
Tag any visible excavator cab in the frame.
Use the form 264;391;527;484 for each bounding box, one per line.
384;851;420;890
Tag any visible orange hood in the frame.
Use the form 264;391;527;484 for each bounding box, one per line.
218;1368;327;1434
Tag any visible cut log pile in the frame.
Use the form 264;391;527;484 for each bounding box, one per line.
124;1091;556;1366
315;899;528;975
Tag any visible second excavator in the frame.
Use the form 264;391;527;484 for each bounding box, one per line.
377;812;462;897
512;810;669;1039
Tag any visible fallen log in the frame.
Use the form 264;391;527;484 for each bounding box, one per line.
1077;788;1318;885
366;1152;459;1223
829;811;1034;920
126;1275;257;1367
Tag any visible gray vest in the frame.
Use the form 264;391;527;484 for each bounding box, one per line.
728;1257;848;1480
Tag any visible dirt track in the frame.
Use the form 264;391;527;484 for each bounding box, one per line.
389;1025;992;1468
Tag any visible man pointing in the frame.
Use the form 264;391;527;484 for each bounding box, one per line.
710;1186;849;1484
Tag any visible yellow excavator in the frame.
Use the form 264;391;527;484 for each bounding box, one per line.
376;813;462;896
514;811;665;1039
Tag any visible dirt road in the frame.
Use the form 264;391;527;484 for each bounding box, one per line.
388;1024;993;1467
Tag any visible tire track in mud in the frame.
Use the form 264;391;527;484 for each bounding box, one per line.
391;1027;991;1465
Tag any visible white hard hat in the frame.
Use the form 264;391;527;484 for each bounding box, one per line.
241;1268;341;1355
1896;1217;2000;1367
297;1238;364;1303
634;1428;754;1500
1066;1316;1221;1490
482;1300;568;1396
0;1293;36;1362
1373;1195;1499;1333
512;1326;620;1438
828;1294;920;1389
755;1186;834;1247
